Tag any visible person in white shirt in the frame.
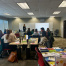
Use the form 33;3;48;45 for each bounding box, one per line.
33;29;40;36
2;30;17;43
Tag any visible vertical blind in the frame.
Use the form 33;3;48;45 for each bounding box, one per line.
0;19;8;33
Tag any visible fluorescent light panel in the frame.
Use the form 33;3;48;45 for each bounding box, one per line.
53;11;61;14
4;13;10;15
59;1;66;7
17;3;30;9
27;12;34;15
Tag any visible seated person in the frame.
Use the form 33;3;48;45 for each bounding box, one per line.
39;36;48;44
4;29;7;34
33;29;40;36
46;28;51;39
31;29;34;34
27;28;32;36
1;30;17;43
41;27;46;37
0;30;3;40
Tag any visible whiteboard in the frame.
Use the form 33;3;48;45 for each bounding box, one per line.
19;22;53;31
19;23;35;31
35;23;49;31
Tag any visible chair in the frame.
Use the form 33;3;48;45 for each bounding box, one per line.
35;47;45;66
0;39;3;58
15;33;20;38
0;39;11;57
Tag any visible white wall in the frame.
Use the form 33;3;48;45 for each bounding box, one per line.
60;18;63;37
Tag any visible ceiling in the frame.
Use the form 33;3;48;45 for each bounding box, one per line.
0;0;66;18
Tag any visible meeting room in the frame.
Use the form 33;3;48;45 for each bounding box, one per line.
0;0;66;66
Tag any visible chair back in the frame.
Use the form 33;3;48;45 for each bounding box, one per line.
1;39;10;50
35;47;45;66
1;39;4;50
15;33;20;38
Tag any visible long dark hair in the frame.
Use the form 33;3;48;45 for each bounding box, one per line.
6;30;10;39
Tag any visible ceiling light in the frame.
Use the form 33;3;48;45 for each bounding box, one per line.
50;16;55;17
59;1;66;7
27;12;34;15
17;3;30;9
53;11;61;14
4;13;11;15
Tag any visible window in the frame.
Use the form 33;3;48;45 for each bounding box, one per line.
0;19;8;33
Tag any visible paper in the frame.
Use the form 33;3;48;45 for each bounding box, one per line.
55;57;66;66
61;55;66;58
26;35;28;39
15;41;20;44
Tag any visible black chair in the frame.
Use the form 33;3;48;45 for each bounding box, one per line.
0;39;11;57
0;39;3;58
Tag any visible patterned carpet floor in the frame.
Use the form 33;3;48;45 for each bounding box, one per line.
53;37;66;47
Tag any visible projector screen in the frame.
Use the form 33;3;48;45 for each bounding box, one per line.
35;23;49;31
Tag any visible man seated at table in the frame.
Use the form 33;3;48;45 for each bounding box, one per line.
41;27;46;37
27;28;32;36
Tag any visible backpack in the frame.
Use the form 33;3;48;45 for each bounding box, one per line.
8;51;18;63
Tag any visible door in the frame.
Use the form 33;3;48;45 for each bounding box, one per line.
64;20;66;38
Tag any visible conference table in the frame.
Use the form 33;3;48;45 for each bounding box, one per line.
9;38;38;59
9;38;38;45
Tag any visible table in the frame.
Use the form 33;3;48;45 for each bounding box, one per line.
9;38;38;59
38;47;66;66
9;38;38;50
9;38;38;45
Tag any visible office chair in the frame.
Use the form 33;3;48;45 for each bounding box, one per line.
35;47;45;66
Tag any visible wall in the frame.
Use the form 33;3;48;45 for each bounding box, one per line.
0;16;8;20
8;17;61;36
60;18;63;37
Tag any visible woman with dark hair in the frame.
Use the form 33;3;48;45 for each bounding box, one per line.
23;24;26;32
0;30;3;39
